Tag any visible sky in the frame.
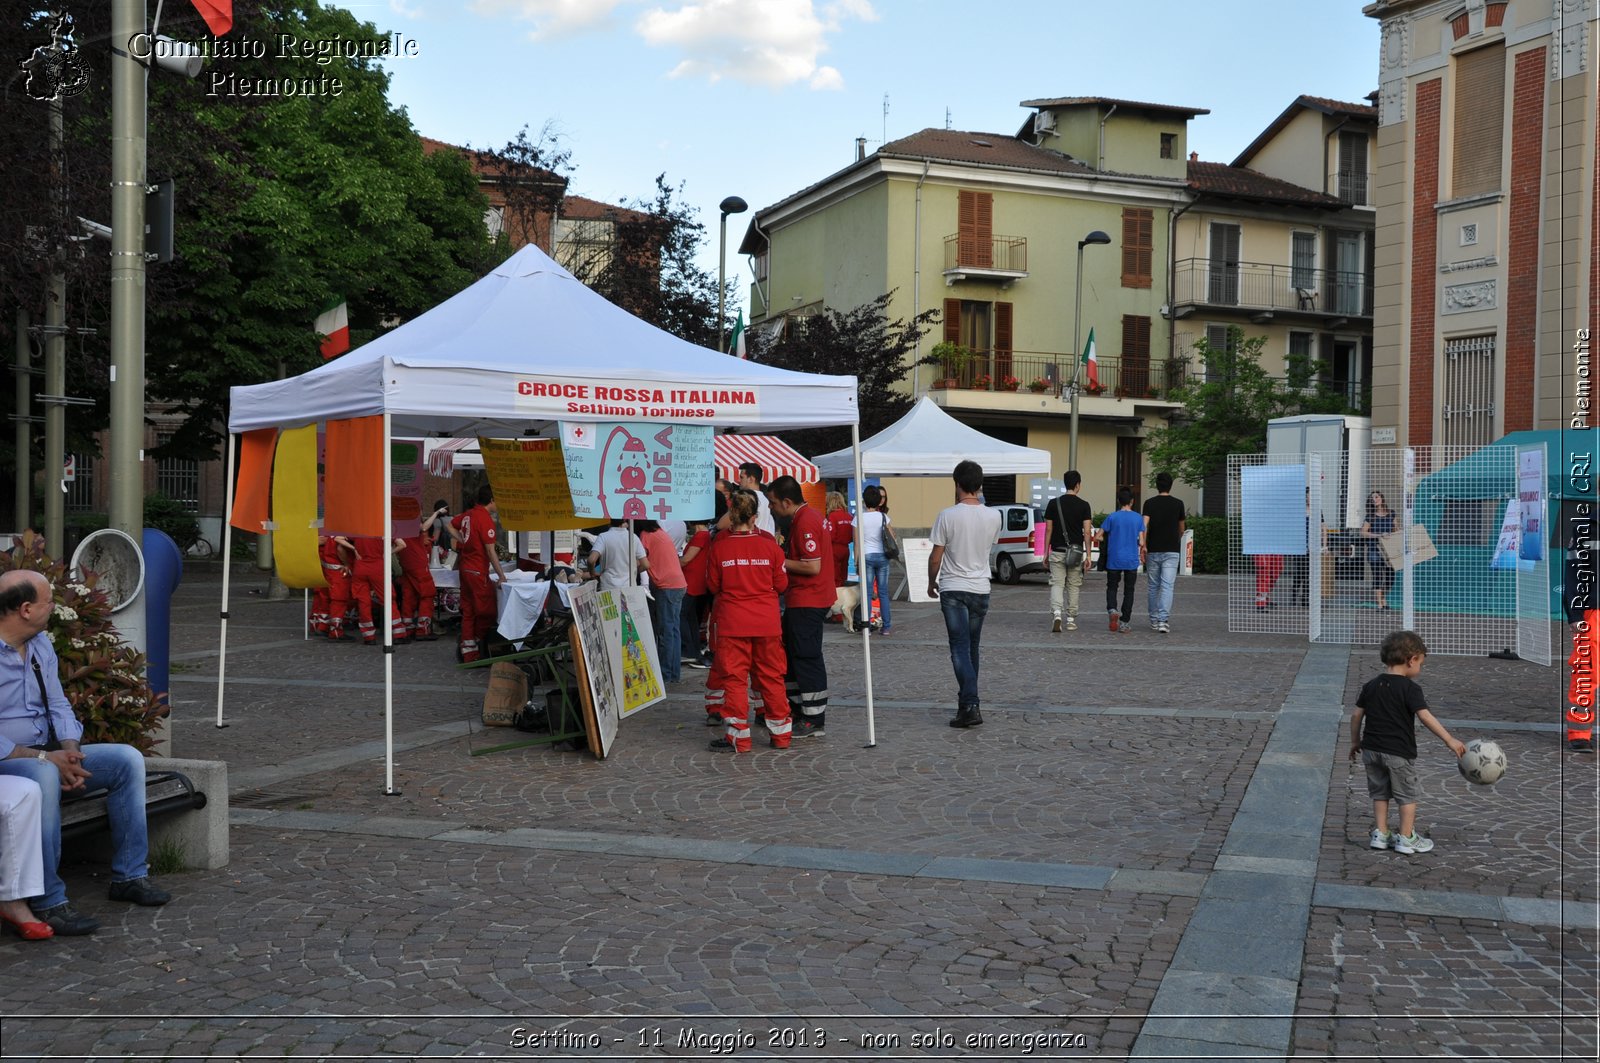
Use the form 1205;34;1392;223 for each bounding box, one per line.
347;0;1381;308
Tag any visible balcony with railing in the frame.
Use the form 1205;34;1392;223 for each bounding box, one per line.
942;234;1028;285
1171;259;1371;322
1335;169;1373;206
929;349;1186;402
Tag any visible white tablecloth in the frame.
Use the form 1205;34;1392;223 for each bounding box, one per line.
430;566;459;591
495;571;553;641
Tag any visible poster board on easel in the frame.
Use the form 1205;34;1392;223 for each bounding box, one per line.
567;582;619;758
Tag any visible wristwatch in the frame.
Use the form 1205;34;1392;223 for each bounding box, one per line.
34;750;47;761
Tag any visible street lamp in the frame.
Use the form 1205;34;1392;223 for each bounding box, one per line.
717;195;748;354
1068;230;1112;470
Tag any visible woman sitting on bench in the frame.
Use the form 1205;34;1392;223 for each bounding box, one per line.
0;775;51;940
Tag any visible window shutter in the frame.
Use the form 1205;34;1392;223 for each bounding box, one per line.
1121;208;1153;288
1121;314;1151;396
995;302;1013;380
1452;44;1505;197
943;299;961;344
957;190;993;268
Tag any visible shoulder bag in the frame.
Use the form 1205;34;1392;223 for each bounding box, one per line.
880;517;900;562
1054;498;1085;568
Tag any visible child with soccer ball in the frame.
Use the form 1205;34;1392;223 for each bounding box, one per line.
1349;630;1467;854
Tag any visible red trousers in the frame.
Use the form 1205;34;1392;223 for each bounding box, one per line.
398;560;436;638
458;568;496;662
314;567;352;637
716;635;790;750
1254;555;1285;600
351;558;402;643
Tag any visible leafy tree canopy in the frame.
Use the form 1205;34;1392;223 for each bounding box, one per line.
1142;325;1357;489
751;292;937;458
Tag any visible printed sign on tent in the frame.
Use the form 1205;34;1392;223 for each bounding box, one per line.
475;437;589;531
560;422;714;521
390;439;424;536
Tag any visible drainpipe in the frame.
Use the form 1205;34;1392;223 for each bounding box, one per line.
748;216;770;320
912;158;930;395
1098;103;1119;170
1167;194;1198;387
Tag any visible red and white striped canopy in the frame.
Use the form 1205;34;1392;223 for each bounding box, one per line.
425;437;477;477
713;434;818;484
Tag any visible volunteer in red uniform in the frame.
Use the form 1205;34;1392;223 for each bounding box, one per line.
765;475;833;738
826;491;853;590
348;534;404;646
312;535;352;638
452;484;506;663
398;501;451;642
705;490;790;752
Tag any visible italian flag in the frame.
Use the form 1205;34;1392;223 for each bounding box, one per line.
1081;326;1099;390
315;298;349;360
727;309;746;359
188;0;233;36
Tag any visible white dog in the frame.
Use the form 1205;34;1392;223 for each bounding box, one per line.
828;583;877;633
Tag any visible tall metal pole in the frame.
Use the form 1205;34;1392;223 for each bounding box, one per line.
1069;242;1086;471
44;95;66;561
108;0;147;539
12;311;30;533
717;214;727;354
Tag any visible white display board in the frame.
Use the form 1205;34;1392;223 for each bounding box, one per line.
901;537;937;602
1240;464;1308;555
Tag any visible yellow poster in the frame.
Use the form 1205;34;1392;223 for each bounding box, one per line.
476;437;589;531
271;424;326;589
612;587;664;717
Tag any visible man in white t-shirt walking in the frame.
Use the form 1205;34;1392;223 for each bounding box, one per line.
927;460;1003;730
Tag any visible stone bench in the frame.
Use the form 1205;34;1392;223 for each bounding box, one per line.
60;756;229;870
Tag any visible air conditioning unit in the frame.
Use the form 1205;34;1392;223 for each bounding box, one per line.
1034;109;1056;135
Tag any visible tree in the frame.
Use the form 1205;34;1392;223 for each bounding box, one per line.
751;292;938;458
1143;325;1356;488
0;0;498;465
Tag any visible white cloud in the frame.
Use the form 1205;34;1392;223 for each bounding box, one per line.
634;0;872;89
388;0;425;19
469;0;626;38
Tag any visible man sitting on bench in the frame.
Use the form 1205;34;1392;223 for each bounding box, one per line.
0;570;171;936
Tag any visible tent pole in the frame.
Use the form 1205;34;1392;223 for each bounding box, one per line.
215;433;238;729
851;421;875;748
382;413;398;795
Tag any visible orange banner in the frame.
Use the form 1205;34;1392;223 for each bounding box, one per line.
323;416;385;536
228;428;278;533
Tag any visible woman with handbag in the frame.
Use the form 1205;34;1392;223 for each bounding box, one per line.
859;485;895;635
1360;491;1396;608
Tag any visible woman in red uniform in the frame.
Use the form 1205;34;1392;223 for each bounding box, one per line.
312;535;352;638
397;502;451;642
826;490;853;590
705;490;791;752
347;534;405;646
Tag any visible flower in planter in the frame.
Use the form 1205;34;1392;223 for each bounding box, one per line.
999;375;1021;391
971;374;992;389
1027;378;1052;393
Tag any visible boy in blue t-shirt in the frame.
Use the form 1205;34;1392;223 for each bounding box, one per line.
1099;488;1145;632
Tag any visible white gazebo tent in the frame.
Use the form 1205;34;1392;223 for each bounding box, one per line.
813;397;1052;477
224;245;879;788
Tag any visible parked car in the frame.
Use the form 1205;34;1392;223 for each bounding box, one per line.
988;503;1045;583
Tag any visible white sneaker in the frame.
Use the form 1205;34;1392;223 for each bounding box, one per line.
1393;832;1433;855
1065;617;1077;631
1051;616;1062;633
1369;828;1392;850
1159;621;1170;634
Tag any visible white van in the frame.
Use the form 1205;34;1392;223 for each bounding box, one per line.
988;503;1045;583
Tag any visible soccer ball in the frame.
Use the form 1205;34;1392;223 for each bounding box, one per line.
1458;738;1507;785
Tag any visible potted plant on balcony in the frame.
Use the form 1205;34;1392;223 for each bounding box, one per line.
998;375;1020;392
929;341;972;389
1081;380;1105;396
971;373;992;391
1027;377;1052;393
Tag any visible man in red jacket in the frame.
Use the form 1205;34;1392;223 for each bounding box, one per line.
766;476;833;739
452;485;506;663
347;535;404;646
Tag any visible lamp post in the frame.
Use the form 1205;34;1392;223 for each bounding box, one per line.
1068;230;1112;470
717;195;748;353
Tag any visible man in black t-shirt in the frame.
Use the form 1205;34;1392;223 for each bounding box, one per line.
1141;472;1186;633
1044;470;1094;632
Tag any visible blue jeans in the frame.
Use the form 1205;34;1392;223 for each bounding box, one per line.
1146;552;1180;623
865;553;892;631
653;586;685;683
939;590;989;708
0;743;149;909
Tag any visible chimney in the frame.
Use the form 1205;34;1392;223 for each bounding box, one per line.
856;137;867;161
1189;151;1199;162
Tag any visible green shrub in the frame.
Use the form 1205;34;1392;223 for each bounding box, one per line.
1188;516;1228;574
143;493;199;550
3;535;166;753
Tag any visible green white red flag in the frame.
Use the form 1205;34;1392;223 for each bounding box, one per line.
1081;326;1099;390
315;298;349;360
188;0;232;35
727;309;746;359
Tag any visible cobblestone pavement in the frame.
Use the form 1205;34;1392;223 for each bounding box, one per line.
0;566;1594;1061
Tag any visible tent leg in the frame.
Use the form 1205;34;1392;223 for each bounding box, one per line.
215;433;237;729
383;412;399;795
851;421;876;749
